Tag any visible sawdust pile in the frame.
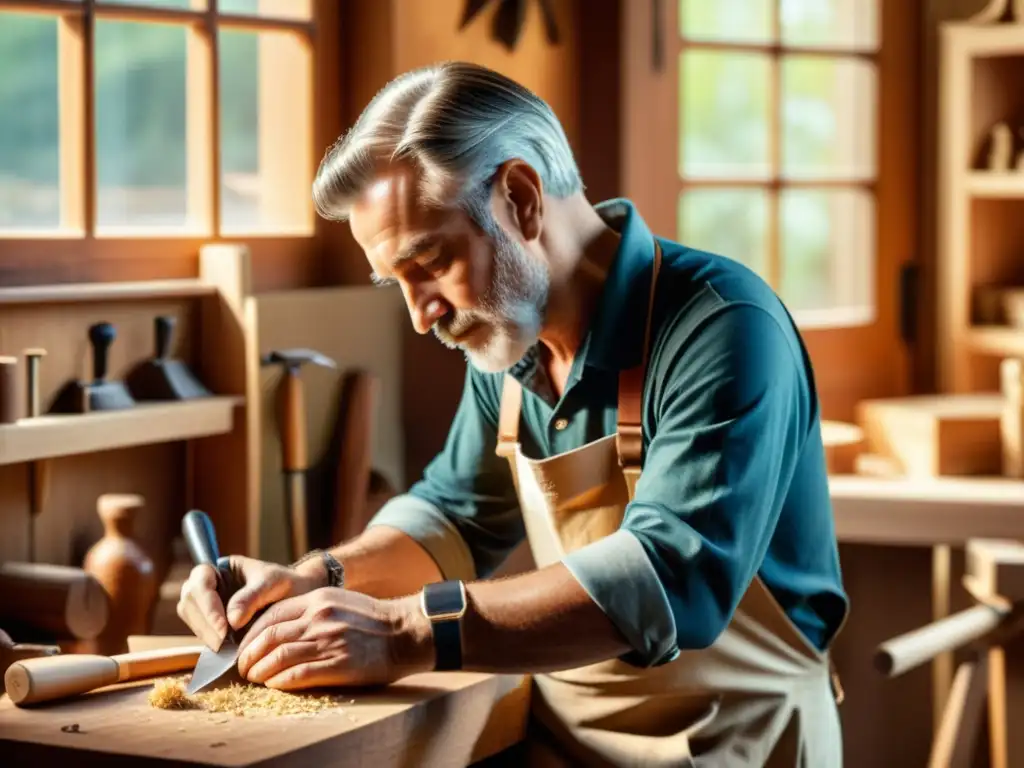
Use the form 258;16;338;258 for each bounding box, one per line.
148;676;352;717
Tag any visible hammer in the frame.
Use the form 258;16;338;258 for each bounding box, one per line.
261;349;337;561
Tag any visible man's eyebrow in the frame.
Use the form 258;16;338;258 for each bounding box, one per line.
369;234;440;287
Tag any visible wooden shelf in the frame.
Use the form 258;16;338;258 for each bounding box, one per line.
967;325;1024;356
831;474;1024;546
967;172;1024;199
0;397;242;466
0;279;214;307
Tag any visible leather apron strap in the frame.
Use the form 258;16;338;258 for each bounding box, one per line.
497;241;663;471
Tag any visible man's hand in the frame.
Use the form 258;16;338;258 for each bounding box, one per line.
235;588;435;691
176;556;323;651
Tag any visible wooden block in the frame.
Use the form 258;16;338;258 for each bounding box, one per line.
857;395;1005;477
0;670;530;767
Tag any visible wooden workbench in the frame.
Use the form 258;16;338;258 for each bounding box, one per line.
0;670;529;767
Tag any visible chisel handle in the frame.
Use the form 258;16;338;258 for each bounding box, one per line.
182;509;220;567
5;646;202;706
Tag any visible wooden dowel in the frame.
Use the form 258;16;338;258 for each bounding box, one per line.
876;604;1006;678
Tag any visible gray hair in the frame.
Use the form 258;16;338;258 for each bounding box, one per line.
312;61;583;229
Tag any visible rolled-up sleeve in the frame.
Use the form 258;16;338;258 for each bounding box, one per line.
367;367;524;581
562;302;808;667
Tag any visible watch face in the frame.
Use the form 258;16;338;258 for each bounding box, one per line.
423;581;466;618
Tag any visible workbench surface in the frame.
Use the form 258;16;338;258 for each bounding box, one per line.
0;671;529;767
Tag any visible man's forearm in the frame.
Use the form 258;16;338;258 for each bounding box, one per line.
296;525;443;599
393;563;634;675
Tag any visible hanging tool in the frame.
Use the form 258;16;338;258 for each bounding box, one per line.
49;322;136;413
181;509;264;695
261;348;337;561
126;315;212;401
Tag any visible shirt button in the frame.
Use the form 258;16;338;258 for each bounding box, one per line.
554;418;569;431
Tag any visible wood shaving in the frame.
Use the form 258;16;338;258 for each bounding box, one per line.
148;676;350;717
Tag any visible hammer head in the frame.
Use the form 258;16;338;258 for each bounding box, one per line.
260;348;337;371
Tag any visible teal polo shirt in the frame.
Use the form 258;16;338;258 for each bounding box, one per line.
368;199;849;666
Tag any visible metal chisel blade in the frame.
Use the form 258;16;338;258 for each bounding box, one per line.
187;639;242;694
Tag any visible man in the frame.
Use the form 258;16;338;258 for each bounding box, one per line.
178;62;849;766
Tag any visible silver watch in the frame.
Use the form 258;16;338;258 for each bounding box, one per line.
293;549;345;588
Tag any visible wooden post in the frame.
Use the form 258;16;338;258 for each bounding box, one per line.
965;539;1024;768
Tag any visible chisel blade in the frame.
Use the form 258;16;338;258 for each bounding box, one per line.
187;639;242;695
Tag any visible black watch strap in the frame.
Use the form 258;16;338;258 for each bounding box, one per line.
421;580;466;672
292;549;345;588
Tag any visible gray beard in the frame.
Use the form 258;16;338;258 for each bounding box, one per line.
433;227;549;373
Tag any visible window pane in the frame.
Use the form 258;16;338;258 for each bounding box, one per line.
780;188;874;312
782;56;876;180
97;0;201;10
95;20;188;232
0;13;60;231
679;0;772;44
219;28;313;234
781;0;879;50
679;189;769;276
680;51;772;180
219;0;312;21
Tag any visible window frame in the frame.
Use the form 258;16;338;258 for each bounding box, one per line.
620;0;920;420
0;0;341;287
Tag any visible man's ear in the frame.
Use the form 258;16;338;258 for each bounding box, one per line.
492;159;543;241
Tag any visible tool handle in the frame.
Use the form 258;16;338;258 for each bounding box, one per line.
5;654;117;706
182;509;219;566
874;604;1006;677
4;646;202;706
88;322;116;383
114;646;203;681
155;315;176;360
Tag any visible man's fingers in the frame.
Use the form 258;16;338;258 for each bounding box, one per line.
236;617;307;678
263;658;342;691
177;565;227;650
237;595;310;654
244;640;321;685
225;570;293;630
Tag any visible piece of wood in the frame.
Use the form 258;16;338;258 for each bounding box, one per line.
821;420;864;474
0;669;530;767
1001;359;1024;477
857;394;1004;477
0;562;109;641
0;279;215;307
0;397;241;467
0;358;18;425
5;646;204;706
928;657;989;768
332;370;380;543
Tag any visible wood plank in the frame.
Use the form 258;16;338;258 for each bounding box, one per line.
0;671;529;767
0;280;214;306
0;398;242;466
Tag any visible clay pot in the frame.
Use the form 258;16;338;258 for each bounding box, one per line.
83;494;158;655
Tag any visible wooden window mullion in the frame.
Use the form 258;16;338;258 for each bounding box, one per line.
766;0;782;292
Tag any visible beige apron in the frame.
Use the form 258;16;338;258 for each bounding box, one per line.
494;244;847;767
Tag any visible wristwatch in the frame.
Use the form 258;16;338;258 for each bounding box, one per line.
292;549;345;588
420;580;467;671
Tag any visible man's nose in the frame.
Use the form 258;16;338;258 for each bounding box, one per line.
402;282;446;335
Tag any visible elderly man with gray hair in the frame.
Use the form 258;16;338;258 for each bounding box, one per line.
178;61;849;767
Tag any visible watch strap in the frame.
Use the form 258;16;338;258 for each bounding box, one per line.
291;549;345;588
421;580;466;672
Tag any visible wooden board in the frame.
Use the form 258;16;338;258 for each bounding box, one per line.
856;393;1005;477
0;671;529;767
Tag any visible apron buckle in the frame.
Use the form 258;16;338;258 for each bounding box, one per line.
830;663;845;706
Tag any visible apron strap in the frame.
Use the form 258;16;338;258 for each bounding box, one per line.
615;241;663;473
496;374;523;457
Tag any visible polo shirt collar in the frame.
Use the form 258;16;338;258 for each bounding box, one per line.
580;198;658;372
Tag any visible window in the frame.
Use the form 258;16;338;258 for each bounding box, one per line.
0;0;321;256
676;0;879;328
